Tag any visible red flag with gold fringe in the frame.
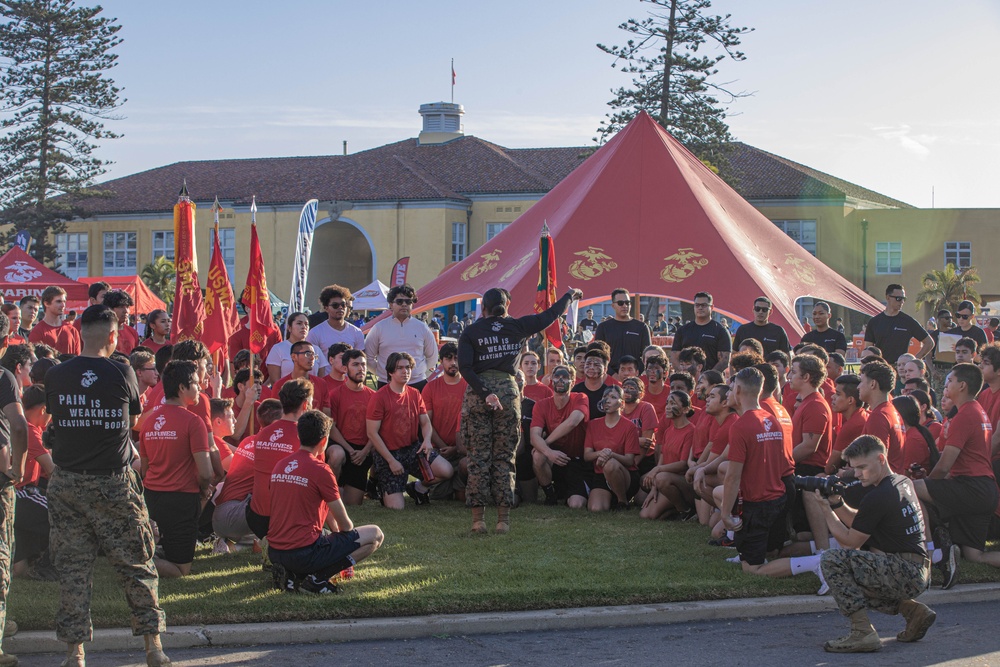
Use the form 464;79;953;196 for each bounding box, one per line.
242;198;278;354
534;222;562;348
171;182;205;342
202;197;239;354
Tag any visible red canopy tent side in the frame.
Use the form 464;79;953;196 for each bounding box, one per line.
376;112;882;339
78;275;167;314
0;246;89;307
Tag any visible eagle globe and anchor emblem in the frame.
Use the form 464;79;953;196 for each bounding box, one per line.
660;248;708;283
460;250;502;281
4;260;42;284
568;247;617;281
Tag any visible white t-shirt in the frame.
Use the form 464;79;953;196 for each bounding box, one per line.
305;320;366;361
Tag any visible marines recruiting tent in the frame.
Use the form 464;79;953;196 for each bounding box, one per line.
79;275;167;314
402;112;883;338
0;246;89;306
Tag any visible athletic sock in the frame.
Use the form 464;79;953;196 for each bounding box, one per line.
790;554;822;576
931;548;943;564
726;530;734;540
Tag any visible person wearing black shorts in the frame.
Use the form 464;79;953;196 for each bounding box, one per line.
327;350;376;506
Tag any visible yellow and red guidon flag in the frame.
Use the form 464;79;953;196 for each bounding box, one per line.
172;183;205;342
202;197;239;354
242;199;279;354
534;222;562;348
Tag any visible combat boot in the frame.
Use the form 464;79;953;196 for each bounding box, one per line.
897;599;936;642
0;651;18;666
824;610;881;653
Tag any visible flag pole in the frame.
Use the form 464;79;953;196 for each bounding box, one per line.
451;58;454;104
248;195;257;437
211;196;227;385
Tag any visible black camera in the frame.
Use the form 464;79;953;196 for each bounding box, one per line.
793;475;847;498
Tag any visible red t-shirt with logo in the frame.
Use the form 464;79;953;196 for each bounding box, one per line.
531;393;589;458
366;385;427;451
863;402;905;472
216;434;256;504
422;376;467;448
657;420;695;465
834;408;869;454
139;404;210;493
250;418;301;516
267;449;341;551
585;416;641;473
141;383;213;434
18;423;47;488
329;383;375;446
523;382;554;403
793;392;834;469
727;409;788;502
272;374;330;413
943;400;995;479
761;396;795;476
29;320;81;355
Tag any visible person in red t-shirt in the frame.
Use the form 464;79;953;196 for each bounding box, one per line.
721;367;790;569
789;354;834;476
367;352;453;510
271;341;331;416
227;314;282;367
894;395;940;476
104;290;140;356
13;385;54;578
530;365;589;509
267;411;384;594
914;363;1000;576
0;304;25;346
858;360;905;472
518;350;553;403
642;355;671;421
327;350;376;505
423;343;468;500
640;390;695;520
583;385;641;511
246;378;312;539
621;377;658;504
322;342;352;395
28;286;82;356
211;399;282;549
139;360;214;578
826;375;869;474
686;384;737;524
141;309;171;354
229;367;264;445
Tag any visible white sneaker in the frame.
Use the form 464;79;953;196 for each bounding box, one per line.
212;537;231;555
726;555;742;564
816;568;830;596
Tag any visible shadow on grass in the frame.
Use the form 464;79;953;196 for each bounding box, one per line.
12;501;1000;631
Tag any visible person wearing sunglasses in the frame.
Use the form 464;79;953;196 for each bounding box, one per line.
671;292;732;372
733;296;791;357
306;284;365;362
364;284;438;391
593;288;651;376
863;284;933;365
945;300;989;352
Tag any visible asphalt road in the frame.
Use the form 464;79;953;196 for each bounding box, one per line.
28;599;1000;666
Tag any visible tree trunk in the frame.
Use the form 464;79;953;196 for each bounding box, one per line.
659;0;679;124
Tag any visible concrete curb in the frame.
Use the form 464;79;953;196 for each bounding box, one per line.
10;583;1000;655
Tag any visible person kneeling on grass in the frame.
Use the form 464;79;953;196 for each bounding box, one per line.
268;410;384;594
583;385;641;511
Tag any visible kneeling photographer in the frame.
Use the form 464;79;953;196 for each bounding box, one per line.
818;434;933;653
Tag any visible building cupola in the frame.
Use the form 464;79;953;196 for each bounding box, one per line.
418;102;464;145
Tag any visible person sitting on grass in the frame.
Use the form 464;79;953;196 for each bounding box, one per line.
621;377;658;505
642;354;670;421
685;384;737;524
583;385;640;511
139;360;214;578
328;349;377;505
366;352;453;509
640;390;695;520
529;365;590;508
268;410;384;594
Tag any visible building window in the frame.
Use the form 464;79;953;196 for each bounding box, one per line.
875;241;902;275
944;241;971;270
103;232;137;276
486;222;510;241
210;228;236;280
151;231;174;262
56;233;88;279
451;222;467;262
772;220;817;255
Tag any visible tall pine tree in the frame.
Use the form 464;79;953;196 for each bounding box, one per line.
0;0;124;266
597;0;751;177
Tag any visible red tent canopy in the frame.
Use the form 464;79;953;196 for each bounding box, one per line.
400;112;882;338
79;275;167;314
0;246;89;305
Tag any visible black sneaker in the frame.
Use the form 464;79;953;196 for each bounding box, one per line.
542;483;558;506
679;505;698;522
708;535;735;548
405;481;430;506
299;574;339;594
934;526;960;590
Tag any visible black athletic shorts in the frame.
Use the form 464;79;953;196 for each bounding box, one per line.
552;458;588;499
144;488;201;565
735;496;787;566
924;475;1000;551
269;530;361;581
588;467;641;500
338;442;373;492
245;503;271;540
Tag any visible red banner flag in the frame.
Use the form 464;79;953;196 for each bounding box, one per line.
391;256;410;287
534;222;562;348
242;221;278;354
203;213;239;354
172;184;205;342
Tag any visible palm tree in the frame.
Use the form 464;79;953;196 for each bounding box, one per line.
140;256;176;309
915;263;982;315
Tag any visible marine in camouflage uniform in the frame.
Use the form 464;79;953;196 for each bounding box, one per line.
821;548;928;618
461;372;521;508
0;482;14;663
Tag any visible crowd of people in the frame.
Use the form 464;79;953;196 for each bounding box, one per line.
1;277;998;663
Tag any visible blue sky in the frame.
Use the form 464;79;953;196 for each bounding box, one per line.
90;0;1000;208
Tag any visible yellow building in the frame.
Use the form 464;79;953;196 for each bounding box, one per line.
59;103;999;324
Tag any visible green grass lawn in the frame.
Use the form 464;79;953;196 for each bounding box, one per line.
11;501;1000;631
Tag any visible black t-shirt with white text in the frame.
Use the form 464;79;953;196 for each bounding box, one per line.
851;473;926;557
864;311;928;364
594;318;652;373
801;328;848;354
45;356;142;470
671;320;732;369
733;322;790;355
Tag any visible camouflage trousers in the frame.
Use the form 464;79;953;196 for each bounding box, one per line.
47;468;165;642
0;483;13;651
462;372;520;507
821;548;929;617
